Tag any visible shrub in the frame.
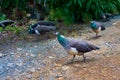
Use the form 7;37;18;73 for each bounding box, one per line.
45;0;118;24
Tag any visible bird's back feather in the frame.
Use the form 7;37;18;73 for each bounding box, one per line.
0;20;14;28
69;39;99;53
34;21;55;26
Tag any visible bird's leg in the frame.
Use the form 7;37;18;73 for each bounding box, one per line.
96;33;98;37
82;54;86;62
71;55;75;62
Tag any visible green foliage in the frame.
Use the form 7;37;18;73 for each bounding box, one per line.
45;0;119;24
5;26;23;34
0;14;6;21
48;8;74;25
0;27;4;32
114;0;120;13
0;0;28;11
1;0;120;25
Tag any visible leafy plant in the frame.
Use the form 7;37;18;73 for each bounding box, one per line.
0;14;6;21
0;0;29;11
0;27;4;32
45;0;119;24
0;0;120;24
5;26;24;35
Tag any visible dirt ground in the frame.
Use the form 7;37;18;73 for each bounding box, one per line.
1;20;120;80
23;21;120;80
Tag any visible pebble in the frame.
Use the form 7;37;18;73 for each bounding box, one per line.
16;62;23;67
48;56;55;59
0;15;120;79
0;53;3;58
54;63;62;67
30;53;36;57
62;66;70;71
17;48;22;51
7;63;14;67
29;67;35;72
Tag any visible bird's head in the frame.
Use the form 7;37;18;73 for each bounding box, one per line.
90;21;97;29
28;24;35;34
90;21;96;26
54;32;60;36
29;24;36;29
90;21;95;24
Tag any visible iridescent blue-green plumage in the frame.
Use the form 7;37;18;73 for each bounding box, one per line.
56;32;100;62
57;33;70;50
91;21;105;36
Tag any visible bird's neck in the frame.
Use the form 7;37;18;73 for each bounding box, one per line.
57;34;70;49
91;23;97;29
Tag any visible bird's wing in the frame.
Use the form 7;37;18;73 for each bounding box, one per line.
35;25;56;31
37;21;55;26
69;39;94;53
95;21;105;30
86;42;100;50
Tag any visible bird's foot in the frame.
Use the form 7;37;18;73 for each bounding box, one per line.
96;35;102;37
71;59;74;62
82;55;86;63
82;59;86;63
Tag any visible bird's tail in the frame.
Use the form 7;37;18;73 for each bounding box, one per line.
101;26;105;30
88;43;100;50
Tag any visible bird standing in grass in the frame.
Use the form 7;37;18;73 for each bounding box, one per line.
55;32;100;62
0;20;14;29
90;21;105;36
0;20;14;36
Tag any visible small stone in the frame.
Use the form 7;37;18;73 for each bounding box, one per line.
7;63;14;67
11;52;15;55
116;67;120;70
29;67;35;72
16;62;23;67
62;66;70;71
34;45;37;48
54;63;62;67
30;53;35;57
17;48;22;51
0;53;3;58
55;75;63;78
48;56;55;59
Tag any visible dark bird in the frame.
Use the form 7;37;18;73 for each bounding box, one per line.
0;20;14;29
90;21;105;36
100;13;112;21
28;21;56;35
55;32;100;62
103;13;112;19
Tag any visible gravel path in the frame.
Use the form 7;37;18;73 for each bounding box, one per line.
0;15;120;80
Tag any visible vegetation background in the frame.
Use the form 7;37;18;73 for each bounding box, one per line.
0;0;120;35
0;0;120;23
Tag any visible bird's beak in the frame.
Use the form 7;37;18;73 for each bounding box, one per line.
52;31;59;35
91;21;94;24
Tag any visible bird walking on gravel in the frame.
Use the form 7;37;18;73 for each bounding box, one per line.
55;32;100;62
90;21;105;37
28;21;56;35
